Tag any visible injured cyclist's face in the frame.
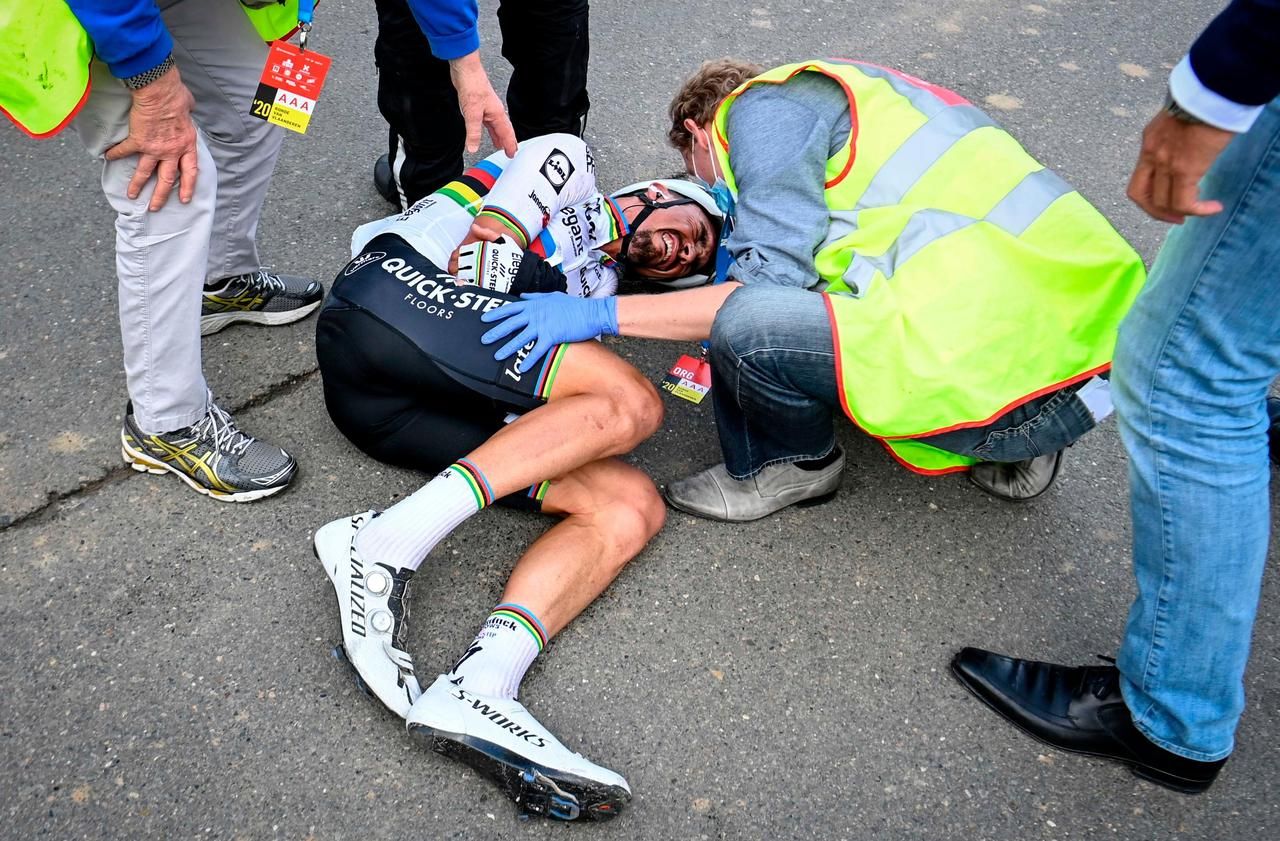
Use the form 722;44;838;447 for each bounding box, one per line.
626;187;717;280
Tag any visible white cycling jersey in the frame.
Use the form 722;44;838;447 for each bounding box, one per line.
350;134;626;299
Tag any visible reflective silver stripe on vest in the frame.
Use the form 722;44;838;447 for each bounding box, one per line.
812;61;985;252
822;209;861;253
829;60;950;118
858;105;994;210
985;165;1072;236
838;168;1073;295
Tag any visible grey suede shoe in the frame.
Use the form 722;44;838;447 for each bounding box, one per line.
664;450;845;522
968;450;1064;501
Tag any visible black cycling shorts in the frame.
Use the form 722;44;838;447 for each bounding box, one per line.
316;235;568;510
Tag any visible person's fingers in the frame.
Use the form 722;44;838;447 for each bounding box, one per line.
481;316;529;349
1168;178;1201;221
1150;167;1180;223
525;338;556;368
462;100;483;153
127;155;158;201
493;329;537;361
469;222;502;242
1188;198;1225;217
487;108;518;157
103;137;139;162
480;301;528;325
1125;159;1154;214
1129;161;1182;222
177;149;199;204
149;158;180;212
1167;168;1225;219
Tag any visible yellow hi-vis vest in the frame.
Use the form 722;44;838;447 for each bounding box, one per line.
711;60;1146;474
0;0;302;138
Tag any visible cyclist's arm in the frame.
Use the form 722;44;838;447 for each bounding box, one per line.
473;134;597;249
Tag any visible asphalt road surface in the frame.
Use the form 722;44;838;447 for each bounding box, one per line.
1;1;1276;839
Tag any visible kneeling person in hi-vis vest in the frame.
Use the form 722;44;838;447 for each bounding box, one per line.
314;133;722;821
478;58;1147;521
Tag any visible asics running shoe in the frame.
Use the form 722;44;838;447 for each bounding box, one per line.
408;675;631;822
315;512;423;718
121;402;296;502
201;270;323;336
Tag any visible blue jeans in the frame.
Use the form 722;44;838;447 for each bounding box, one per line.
707;283;1099;479
1114;99;1280;763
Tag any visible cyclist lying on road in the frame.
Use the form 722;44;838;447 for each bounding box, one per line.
313;132;723;821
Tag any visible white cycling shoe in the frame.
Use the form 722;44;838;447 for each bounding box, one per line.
407;675;631;821
315;511;422;718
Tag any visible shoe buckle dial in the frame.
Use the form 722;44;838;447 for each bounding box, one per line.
369;610;393;633
365;570;391;596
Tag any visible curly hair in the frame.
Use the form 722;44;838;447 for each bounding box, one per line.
667;58;763;152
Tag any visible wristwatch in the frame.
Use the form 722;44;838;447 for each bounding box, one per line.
123;54;176;91
1163;89;1206;125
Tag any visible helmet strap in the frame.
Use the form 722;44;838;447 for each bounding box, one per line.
616;192;696;273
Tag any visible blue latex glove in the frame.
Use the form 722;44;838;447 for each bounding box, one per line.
480;292;619;366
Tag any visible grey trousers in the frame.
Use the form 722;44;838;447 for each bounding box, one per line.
74;0;284;434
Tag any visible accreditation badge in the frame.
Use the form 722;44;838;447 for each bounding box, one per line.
660;352;712;404
250;41;331;134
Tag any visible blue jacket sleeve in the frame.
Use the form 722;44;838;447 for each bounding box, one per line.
64;0;173;80
405;0;480;60
1188;0;1280;105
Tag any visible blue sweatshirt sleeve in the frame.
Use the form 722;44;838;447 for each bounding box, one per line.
405;0;480;60
1187;0;1280;106
64;0;173;80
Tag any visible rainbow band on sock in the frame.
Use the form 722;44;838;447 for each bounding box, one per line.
526;480;551;503
534;344;568;400
493;603;547;651
477;205;530;248
449;459;494;509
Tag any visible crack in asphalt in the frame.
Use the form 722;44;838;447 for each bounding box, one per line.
0;367;319;532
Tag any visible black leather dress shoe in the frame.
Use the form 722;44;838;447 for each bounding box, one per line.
1268;396;1280;465
951;647;1227;794
373;153;401;209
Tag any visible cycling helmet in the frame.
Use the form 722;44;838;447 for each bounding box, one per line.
609;179;726;289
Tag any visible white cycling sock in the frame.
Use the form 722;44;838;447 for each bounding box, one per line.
355;459;493;572
448;603;547;700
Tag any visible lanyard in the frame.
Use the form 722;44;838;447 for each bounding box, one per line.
712;213;735;286
298;0;316;50
697;213;736;352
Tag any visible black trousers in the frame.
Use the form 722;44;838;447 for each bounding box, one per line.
374;0;590;206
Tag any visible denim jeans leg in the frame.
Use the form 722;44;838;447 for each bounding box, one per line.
708;284;841;478
921;382;1099;462
1114;98;1280;762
